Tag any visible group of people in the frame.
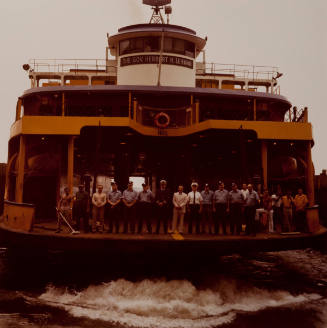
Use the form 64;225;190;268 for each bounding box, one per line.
57;179;309;236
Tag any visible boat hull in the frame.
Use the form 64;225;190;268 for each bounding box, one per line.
1;221;326;257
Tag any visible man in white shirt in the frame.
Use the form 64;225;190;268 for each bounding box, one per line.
92;185;107;233
172;185;188;233
187;182;203;234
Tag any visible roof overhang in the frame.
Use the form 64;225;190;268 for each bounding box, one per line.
21;85;292;107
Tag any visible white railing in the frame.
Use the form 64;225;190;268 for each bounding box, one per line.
28;59;108;73
201;63;279;80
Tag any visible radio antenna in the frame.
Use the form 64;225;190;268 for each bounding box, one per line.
142;0;172;24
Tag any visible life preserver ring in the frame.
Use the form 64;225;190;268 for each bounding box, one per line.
154;112;170;128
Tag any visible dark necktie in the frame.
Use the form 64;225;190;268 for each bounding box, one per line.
193;191;196;204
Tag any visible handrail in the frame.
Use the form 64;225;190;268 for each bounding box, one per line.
202;62;278;80
284;107;308;123
29;59;108;73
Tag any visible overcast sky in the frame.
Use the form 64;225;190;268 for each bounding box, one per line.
0;0;326;171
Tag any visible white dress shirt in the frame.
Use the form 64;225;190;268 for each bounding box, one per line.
187;191;203;205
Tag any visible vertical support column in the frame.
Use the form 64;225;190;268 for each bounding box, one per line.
261;140;268;190
195;100;200;124
306;141;315;207
271;82;274;94
15;135;26;203
67;136;74;195
133;98;137;122
62;93;65;116
253;98;257;121
128;92;132;119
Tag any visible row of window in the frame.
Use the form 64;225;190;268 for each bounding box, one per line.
119;37;195;58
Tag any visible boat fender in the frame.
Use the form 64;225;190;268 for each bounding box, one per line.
154;112;170;128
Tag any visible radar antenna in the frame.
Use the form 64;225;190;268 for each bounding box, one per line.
142;0;172;24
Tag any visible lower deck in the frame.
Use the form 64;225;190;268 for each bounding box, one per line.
1;219;326;256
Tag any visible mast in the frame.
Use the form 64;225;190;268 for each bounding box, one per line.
142;0;172;24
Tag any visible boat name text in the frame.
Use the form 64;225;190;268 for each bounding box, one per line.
120;55;193;69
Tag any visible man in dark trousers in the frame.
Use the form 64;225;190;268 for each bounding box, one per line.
187;182;203;234
213;182;229;235
244;184;260;236
155;180;171;234
107;181;122;233
122;181;138;233
229;183;244;235
137;183;154;233
74;184;89;232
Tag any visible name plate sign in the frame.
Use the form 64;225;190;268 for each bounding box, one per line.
120;55;193;69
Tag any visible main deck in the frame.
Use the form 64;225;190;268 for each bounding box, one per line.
1;220;326;256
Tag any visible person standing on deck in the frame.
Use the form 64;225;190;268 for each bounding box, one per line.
271;189;283;232
107;181;122;233
244;184;260;236
294;188;309;232
57;187;73;233
74;184;90;233
200;183;214;234
122;181;138;233
91;185;107;233
213;182;229;235
229;183;244;235
155;180;171;234
187;182;203;234
255;190;274;233
281;190;294;232
137;183;154;234
241;183;249;229
172;185;188;234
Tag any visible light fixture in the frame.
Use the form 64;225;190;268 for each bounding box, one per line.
165;5;172;14
22;64;30;71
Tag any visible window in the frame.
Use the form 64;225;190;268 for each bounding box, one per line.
119;37;195;58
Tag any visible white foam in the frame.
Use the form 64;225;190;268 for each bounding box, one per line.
39;279;321;328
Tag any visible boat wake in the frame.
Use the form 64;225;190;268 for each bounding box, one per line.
38;278;321;328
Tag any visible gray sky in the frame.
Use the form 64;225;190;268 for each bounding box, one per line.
0;0;326;171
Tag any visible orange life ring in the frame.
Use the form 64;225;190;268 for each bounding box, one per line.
154;112;170;128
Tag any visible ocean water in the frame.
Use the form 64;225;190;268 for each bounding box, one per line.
0;247;327;328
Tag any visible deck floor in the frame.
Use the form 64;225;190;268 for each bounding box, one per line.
32;221;317;241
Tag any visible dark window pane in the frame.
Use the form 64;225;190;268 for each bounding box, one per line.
163;37;173;52
173;38;185;54
120;40;130;55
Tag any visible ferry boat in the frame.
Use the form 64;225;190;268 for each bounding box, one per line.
0;0;325;256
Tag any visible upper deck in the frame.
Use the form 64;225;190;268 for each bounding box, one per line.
26;58;280;94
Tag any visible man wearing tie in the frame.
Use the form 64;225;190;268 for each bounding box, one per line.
187;182;203;234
